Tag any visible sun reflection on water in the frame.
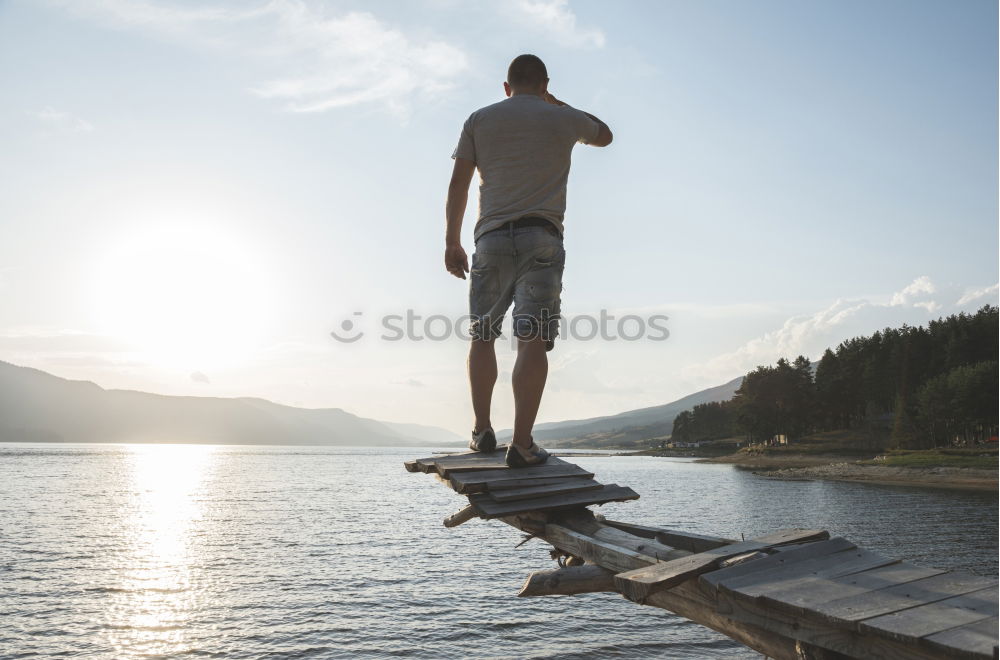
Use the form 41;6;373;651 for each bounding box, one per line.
102;444;216;656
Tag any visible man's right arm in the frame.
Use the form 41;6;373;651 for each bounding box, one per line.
444;156;476;280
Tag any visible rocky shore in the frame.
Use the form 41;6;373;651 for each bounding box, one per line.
749;462;997;491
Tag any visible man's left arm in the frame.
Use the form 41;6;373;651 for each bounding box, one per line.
445;156;476;279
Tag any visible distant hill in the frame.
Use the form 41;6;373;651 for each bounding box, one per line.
498;376;744;449
0;360;465;447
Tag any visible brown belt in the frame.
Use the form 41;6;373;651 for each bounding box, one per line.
486;216;561;238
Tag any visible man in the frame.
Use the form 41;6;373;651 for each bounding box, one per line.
445;54;613;467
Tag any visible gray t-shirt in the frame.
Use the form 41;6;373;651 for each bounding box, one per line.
452;94;601;240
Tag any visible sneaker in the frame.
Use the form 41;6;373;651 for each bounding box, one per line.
469;427;497;453
505;440;550;468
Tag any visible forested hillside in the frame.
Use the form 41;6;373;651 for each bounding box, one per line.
671;306;998;449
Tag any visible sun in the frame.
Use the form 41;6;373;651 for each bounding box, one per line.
91;223;276;371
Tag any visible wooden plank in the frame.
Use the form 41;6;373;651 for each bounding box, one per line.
701;538;857;592
469;484;639;518
600;518;736;553
406;449;510;474
543;524;660;574
720;548;899;600
540;517;814;660
714;586;954;660
449;460;594;493
488;478;603;502
757;561;946;618
814;571;996;623
923;616;999;658
434;454;512;476
518;564;617;597
557;514;691;563
488;476;595;491
442;504;478;528
859;586;999;644
614;528;829;603
408;453;446;473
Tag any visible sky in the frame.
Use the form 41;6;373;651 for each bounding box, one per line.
0;0;997;435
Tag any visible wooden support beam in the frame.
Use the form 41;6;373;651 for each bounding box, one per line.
543;524;661;574
599;517;737;553
556;512;690;562
443;504;478;528
518;565;617;597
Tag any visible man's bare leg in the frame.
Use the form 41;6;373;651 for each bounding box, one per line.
511;336;548;449
468;337;497;432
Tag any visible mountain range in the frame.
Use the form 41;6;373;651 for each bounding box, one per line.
0;360;740;448
497;376;743;448
0;360;464;446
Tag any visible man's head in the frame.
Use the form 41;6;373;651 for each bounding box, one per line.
504;54;548;97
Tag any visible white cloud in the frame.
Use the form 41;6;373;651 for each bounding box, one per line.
53;0;468;115
34;106;94;133
890;274;936;306
957;283;999;306
680;277;996;386
508;0;605;49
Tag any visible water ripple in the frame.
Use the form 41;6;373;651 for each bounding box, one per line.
0;445;995;659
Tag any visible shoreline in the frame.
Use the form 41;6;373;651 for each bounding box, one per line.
749;463;998;491
697;454;997;491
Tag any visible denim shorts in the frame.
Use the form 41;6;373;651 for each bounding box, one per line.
469;224;565;351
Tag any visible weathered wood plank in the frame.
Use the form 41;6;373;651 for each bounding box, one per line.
544;523;658;574
518;564;617;597
541;515;827;660
599;518;736;553
443;504;478;528
701;538;857;592
714;586;953;660
859;586;999;644
488;476;594;491
470;484;639;518
407;451;999;660
814;571;996;623
923;616;999;658
407;449;511;475
489;478;603;502
556;513;690;562
449;459;593;493
760;562;947;620
435;454;512;476
721;548;900;600
614;529;829;603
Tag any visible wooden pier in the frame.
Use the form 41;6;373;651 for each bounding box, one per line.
405;448;999;659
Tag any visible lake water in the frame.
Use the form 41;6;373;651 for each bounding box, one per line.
1;444;996;659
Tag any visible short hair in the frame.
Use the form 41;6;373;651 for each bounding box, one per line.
507;54;548;89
